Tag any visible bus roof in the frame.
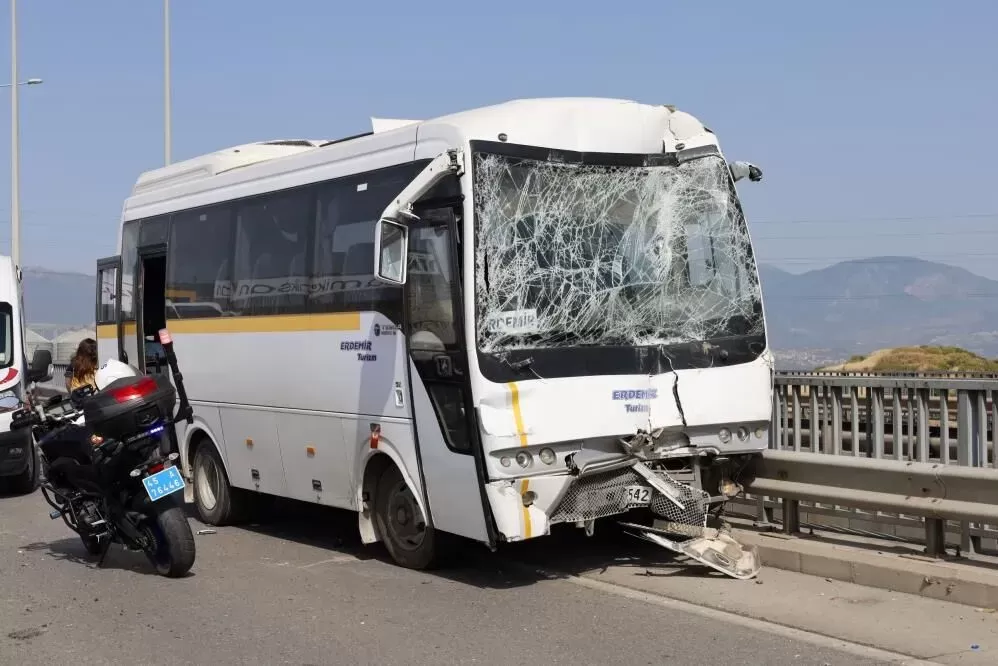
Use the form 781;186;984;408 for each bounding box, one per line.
124;97;715;214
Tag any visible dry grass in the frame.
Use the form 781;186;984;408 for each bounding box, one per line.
820;346;998;373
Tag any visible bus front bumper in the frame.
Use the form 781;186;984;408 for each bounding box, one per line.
485;457;719;543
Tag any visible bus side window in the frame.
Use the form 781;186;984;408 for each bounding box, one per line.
97;264;118;325
230;189;313;317
309;163;425;322
167;205;235;318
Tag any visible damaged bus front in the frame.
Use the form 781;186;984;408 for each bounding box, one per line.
375;100;771;578
470;137;771;576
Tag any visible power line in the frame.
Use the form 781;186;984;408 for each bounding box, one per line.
748;212;998;226
763;293;998;302
757;252;998;262
755;229;998;241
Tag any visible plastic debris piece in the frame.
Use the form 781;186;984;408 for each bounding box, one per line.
631;528;761;580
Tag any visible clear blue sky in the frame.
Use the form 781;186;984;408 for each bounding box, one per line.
0;0;995;277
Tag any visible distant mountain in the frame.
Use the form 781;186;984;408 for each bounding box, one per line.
21;267;94;328
760;257;998;364
16;258;998;370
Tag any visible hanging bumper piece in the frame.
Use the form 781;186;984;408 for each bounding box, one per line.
618;520;762;580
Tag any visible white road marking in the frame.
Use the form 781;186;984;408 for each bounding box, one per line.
528;565;940;666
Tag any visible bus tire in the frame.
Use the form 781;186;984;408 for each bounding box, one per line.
374;464;437;570
192;442;248;526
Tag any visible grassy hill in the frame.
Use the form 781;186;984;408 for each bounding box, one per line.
820;346;998;373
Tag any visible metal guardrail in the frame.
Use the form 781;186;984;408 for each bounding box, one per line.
746;450;998;556
734;372;998;558
777;370;998;380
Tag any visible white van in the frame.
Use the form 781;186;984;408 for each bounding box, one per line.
0;255;54;494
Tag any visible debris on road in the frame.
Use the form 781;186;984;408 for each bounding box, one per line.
619;520;762;580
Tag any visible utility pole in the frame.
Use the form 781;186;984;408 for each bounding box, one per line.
10;0;21;269
164;0;172;165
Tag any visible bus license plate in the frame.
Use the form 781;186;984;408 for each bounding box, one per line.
143;466;186;502
623;485;651;507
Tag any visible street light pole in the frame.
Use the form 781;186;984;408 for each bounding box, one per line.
7;0;43;274
164;0;171;165
11;0;20;271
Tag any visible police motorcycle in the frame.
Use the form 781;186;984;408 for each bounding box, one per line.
11;329;197;578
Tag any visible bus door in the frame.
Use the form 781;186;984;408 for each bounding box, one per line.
135;242;178;455
95;256;122;364
134;243;169;376
402;203;493;545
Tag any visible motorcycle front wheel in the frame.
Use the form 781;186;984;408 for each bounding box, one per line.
142;503;196;578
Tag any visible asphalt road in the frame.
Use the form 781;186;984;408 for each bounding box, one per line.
0;490;898;665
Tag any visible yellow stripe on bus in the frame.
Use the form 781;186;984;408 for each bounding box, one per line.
519;478;533;539
508;381;528;447
96;324;118;338
96;312;361;338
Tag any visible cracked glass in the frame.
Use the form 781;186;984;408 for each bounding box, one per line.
472;151;763;354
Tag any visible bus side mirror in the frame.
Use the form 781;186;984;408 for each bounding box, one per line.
374;218;409;285
27;349;54;383
374;149;464;286
729;161;762;183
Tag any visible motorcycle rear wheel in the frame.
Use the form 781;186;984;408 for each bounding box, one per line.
142;503;196;578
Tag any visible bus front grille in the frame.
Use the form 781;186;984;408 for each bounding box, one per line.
548;467;709;527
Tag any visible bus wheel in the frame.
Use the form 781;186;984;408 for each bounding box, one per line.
192;443;247;526
374;465;437;570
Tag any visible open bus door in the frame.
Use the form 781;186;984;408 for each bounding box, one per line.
134;243;169;377
95;256;122;365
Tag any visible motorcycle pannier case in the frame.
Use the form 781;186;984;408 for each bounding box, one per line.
83;375;177;440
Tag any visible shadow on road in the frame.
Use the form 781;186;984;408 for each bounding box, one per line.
209;496;720;590
19;534;197;579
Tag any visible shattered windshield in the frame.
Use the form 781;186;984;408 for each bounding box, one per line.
473;149;763;353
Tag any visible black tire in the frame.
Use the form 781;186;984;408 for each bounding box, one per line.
143;503;196;578
373;464;437;570
7;443;40;495
192;442;249;526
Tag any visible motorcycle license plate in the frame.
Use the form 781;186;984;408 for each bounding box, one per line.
142;466;186;502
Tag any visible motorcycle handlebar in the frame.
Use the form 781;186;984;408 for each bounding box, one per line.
10;409;39;431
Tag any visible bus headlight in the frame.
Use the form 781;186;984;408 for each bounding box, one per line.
737;427;749;441
515;451;533;468
538;448;556;465
719;428;731;443
500;456;512;468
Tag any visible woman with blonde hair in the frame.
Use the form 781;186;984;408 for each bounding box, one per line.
64;338;98;392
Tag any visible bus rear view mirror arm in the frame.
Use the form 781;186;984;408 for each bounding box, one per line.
374;149;465;285
728;160;763;183
382;149;465;222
